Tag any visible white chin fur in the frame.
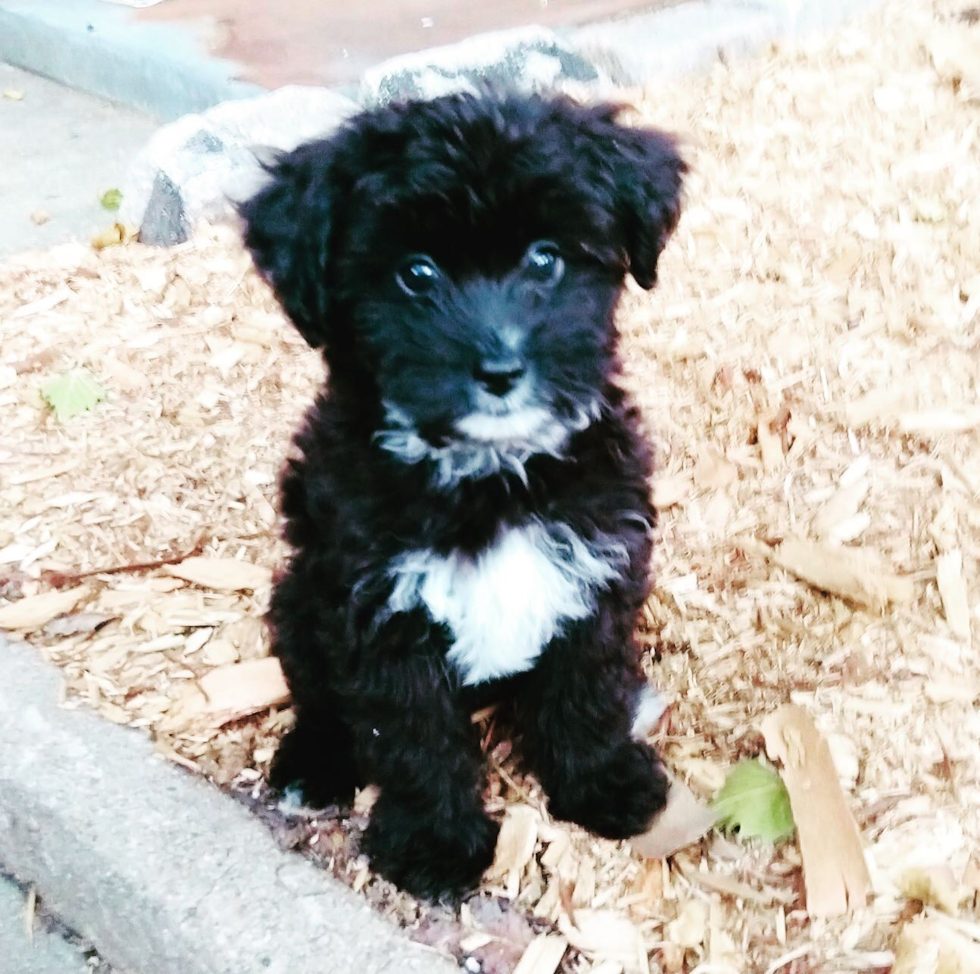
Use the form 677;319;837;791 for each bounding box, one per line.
376;400;599;490
455;406;552;443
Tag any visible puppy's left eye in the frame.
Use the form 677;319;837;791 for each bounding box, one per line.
522;241;564;286
396;256;441;297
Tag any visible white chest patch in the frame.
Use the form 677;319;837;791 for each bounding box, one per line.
387;522;627;685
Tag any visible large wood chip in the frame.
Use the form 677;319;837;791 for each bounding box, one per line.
893;916;980;973
163;656;289;729
559;909;649;974
771;539;913;610
488;805;539;899
631;775;715;859
899;408;980;434
757;415;785;471
762;705;871;917
512;935;568;974
163;557;273;592
936;550;972;642
0;586;88;631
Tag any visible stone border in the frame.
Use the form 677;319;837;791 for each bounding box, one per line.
0;635;455;974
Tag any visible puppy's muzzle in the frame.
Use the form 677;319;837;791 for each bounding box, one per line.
474;355;526;397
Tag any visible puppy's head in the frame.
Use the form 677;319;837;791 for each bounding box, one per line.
241;93;684;474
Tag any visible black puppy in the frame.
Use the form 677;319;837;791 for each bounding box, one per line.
241;92;685;901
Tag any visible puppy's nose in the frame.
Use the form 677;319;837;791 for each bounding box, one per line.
474;357;526;397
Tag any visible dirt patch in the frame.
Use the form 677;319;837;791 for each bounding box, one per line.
2;1;979;971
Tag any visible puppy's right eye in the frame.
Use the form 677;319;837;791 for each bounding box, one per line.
396;256;441;297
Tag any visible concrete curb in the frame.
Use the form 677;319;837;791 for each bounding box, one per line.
0;0;260;120
0;635;456;974
1;0;889;120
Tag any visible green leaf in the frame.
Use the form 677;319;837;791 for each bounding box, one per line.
712;759;796;843
42;369;106;420
100;188;123;211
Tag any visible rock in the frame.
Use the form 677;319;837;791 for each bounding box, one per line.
361;26;609;105
121;86;360;246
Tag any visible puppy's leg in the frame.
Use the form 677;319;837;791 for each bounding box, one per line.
267;573;362;808
269;702;362;809
516;620;668;839
355;653;499;903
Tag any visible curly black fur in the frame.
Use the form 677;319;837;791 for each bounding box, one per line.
240;92;686;902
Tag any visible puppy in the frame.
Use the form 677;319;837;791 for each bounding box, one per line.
241;92;685;901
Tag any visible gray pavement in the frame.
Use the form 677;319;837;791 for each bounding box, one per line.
0;634;456;974
0;873;110;974
0;63;156;258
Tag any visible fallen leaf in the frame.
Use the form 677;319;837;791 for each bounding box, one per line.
30;210;50;226
42;612;113;637
631;775;715;858
92;222;137;250
163;557;272;592
0;586;89;631
762;705;871;917
100;188;123;211
712;759;795;844
771;538;913;610
162;656;290;729
41;369;106;420
512;935;568;974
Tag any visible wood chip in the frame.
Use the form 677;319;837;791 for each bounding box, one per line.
770;539;913;609
757;415;785;471
674;859;796;906
631;775;715;859
898;865;966;914
762;705;871;917
936;550;972;642
899;408;980;434
893;917;980;974
100;355;145;391
162;656;289;728
0;586;88;630
559;909;649;974
489;805;539;899
163;557;273;592
512;935;568;974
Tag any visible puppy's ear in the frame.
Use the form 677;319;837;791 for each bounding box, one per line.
239;146;337;347
611;123;687;290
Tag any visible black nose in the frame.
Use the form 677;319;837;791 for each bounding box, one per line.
474;357;526;397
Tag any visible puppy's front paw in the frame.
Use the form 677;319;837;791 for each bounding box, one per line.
548;740;669;840
269;724;359;810
363;798;499;902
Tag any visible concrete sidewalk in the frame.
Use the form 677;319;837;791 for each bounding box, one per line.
0;874;111;974
0;635;456;974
